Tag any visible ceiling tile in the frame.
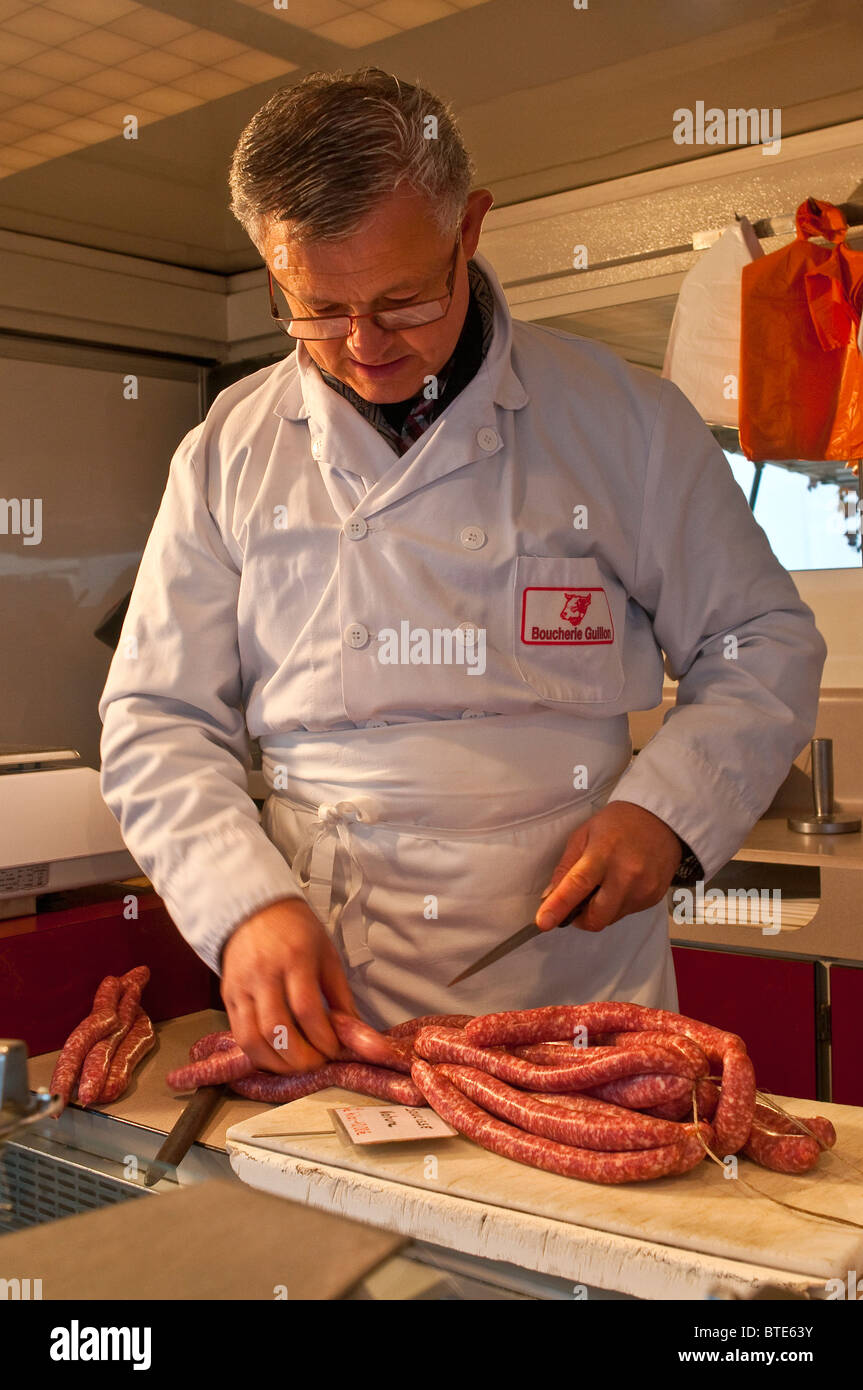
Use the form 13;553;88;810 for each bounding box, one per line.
52;114;119;142
215;52;298;82
1;146;44;168
162;31;248;64
6;101;62;130
39;83;107;114
313;12;400;44
0;93;18;111
4;5;89;43
105;10;196;45
275;0;350;25
0;116;31;141
118;50;196;82
368;0;456;25
22;49;100;80
44;0;138;19
0;1;32;18
0;66;59;96
14;129;82;154
122;85;203;116
63;29;147;64
171;67;247;100
78;66;152;98
0;32;45;64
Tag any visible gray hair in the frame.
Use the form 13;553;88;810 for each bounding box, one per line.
228;67;474;251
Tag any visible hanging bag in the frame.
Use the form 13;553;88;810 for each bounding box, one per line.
739;197;863;461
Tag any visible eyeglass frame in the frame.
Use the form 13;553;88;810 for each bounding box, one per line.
266;238;462;341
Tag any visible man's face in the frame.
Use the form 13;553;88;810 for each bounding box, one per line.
262;187;491;405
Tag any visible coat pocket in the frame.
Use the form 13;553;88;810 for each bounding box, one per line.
513;555;626;703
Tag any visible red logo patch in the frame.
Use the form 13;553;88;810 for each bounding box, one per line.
521;587;614;645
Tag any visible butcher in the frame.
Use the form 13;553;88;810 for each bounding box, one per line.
98;68;826;1077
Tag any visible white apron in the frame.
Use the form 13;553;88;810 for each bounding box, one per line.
259;713;677;1031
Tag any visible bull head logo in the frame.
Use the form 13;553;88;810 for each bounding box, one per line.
560;592;592;627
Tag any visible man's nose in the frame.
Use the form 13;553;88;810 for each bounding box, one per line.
345;315;395;358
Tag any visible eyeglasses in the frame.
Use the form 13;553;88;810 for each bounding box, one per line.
267;239;461;341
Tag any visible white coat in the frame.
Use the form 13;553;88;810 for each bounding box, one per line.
98;253;826;1027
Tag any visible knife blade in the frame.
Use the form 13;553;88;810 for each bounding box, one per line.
143;1084;226;1187
447;888;599;987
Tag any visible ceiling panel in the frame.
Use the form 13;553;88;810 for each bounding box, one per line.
0;0;859;273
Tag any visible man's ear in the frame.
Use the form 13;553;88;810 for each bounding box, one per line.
460;188;494;258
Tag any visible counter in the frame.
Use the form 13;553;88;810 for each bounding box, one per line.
24;1010;863;1301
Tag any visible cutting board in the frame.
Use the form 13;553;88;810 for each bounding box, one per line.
227;1091;863;1299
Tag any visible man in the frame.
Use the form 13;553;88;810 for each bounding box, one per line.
99;69;826;1077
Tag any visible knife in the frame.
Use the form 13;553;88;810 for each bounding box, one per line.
143;1084;226;1187
447;888;600;987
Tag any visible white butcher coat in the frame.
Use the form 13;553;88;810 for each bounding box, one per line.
98;253;826;1028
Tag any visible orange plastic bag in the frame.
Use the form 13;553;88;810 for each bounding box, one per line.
739;197;863;462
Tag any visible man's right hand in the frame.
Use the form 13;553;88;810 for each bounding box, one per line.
220;897;358;1074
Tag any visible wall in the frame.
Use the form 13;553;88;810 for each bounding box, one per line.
0;348;201;770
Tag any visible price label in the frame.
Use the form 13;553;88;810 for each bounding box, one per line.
331;1105;456;1145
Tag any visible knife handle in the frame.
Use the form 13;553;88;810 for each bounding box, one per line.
557;886;600;927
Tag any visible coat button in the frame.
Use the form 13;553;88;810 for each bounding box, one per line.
311;438;324;460
476;427;500;451
344;623;369;649
344;517;368;540
460;525;486;550
460;709;486;719
457;621;480;635
361;719;388;728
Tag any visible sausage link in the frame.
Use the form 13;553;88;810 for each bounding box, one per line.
231;1068;337;1103
438;1065;684;1150
411;1060;712;1184
188;1031;236;1062
415;1026;699;1090
466;1004;741;1066
605;1032;709;1077
49;975;124;1106
98;1012;156;1104
512;1043;593;1065
119;965;150;992
712;1046;756;1154
743;1118;822;1174
387;1015;474;1039
524;1088;698;1145
587;1073;691;1109
330;1012;412;1072
78;966;151;1106
166;1044;254;1091
752;1103;836;1149
646;1079;720;1121
231;1063;424;1107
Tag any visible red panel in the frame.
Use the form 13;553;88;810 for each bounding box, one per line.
672;946;817;1100
0;891;215;1058
829;965;863;1106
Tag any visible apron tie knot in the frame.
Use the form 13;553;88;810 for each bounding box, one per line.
293;799;374;967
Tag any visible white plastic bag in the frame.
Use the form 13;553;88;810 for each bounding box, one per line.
662;218;762;427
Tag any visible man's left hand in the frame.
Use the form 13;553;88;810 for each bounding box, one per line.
536;801;683;933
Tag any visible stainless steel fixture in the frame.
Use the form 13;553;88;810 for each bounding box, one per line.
788;738;862;834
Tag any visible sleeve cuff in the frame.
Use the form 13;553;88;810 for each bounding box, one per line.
158;820;307;974
606;737;763;883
